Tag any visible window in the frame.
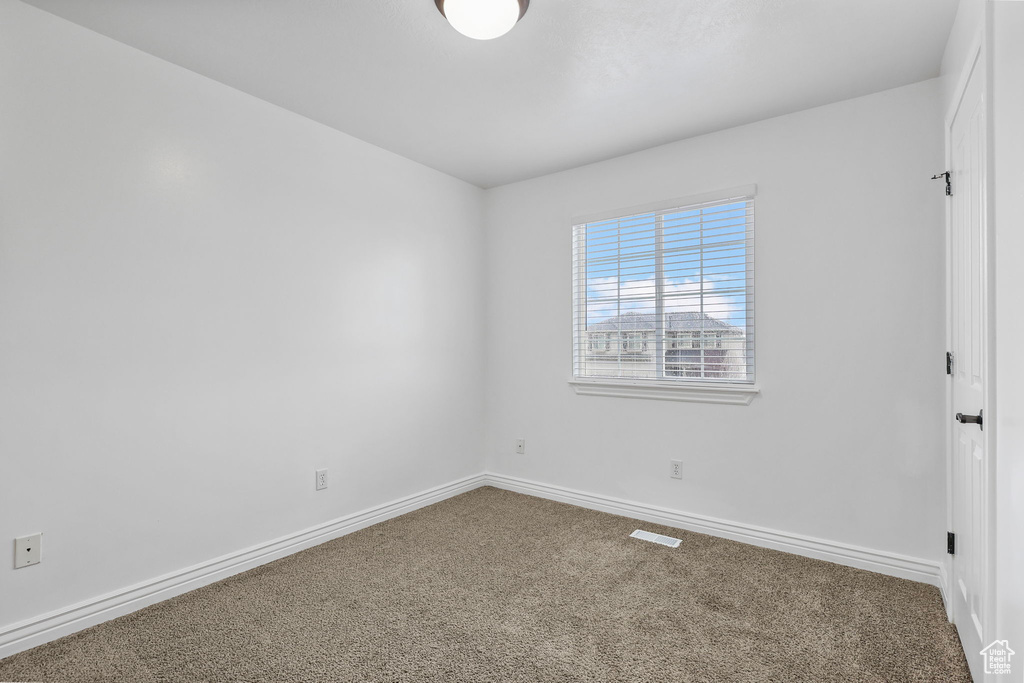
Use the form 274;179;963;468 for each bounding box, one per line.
570;186;757;404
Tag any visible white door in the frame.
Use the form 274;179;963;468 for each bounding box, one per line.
949;48;990;680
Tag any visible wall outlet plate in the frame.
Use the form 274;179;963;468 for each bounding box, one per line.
670;460;683;480
515;438;525;455
315;468;328;491
15;533;41;569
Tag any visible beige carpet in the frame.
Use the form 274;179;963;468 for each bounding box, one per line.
0;487;970;682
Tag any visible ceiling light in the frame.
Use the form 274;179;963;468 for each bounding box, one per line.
435;0;529;40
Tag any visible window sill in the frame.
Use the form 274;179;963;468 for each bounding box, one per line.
569;378;760;405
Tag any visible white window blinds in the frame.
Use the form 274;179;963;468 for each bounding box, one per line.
572;187;755;384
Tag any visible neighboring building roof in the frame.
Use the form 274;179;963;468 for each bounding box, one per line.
589;311;743;333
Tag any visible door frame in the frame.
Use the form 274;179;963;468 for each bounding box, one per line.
943;27;997;659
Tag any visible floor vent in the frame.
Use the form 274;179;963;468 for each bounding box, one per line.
630;529;682;548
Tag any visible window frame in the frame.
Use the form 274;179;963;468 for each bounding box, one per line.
569;185;760;405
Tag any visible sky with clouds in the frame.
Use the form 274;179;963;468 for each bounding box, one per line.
581;201;750;330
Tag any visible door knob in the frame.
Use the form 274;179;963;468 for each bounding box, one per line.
955;409;983;429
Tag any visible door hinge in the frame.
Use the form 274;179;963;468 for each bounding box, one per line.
946;351;953;375
947;531;956;555
932;171;952;196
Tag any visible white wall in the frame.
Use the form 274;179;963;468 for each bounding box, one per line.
0;1;484;631
992;1;1024;676
483;80;947;563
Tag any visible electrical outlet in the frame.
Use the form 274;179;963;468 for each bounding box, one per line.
14;533;41;569
515;438;526;455
315;468;328;491
670;460;683;480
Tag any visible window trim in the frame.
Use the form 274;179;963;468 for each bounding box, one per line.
570;184;759;404
568;378;759;405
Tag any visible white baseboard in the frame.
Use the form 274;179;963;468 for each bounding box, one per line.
939;561;953;620
482;473;943;588
1;471;948;661
0;473;486;660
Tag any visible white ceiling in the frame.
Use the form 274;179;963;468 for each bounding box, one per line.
22;0;958;188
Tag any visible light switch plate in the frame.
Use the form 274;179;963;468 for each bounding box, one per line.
15;533;41;569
